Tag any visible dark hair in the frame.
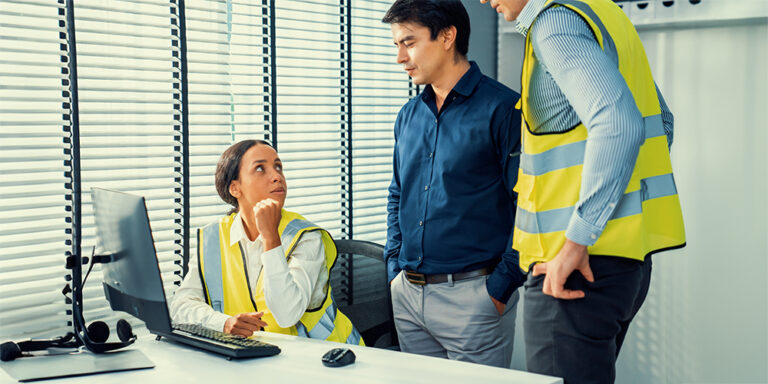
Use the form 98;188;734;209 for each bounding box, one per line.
215;139;273;214
382;0;470;58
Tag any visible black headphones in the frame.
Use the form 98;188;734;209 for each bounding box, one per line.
72;313;137;354
1;332;79;362
1;248;138;362
0;318;136;362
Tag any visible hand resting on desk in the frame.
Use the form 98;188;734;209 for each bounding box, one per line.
223;312;268;337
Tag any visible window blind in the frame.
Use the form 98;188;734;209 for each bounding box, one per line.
273;0;348;238
329;1;414;311
185;0;272;259
0;0;71;339
350;0;414;245
72;0;182;330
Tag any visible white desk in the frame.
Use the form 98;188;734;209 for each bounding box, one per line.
1;332;561;383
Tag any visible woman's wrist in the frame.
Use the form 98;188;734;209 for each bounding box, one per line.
262;233;281;251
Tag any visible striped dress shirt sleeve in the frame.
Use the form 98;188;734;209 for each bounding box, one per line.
528;6;674;246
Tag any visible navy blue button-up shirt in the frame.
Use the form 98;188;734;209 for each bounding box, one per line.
385;62;526;303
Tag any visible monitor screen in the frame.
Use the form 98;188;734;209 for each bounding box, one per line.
91;187;173;334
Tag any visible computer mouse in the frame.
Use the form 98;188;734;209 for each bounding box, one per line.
321;347;356;367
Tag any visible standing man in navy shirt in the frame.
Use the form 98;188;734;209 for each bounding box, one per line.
382;0;526;368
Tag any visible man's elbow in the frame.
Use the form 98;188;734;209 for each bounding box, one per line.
623;108;646;148
631;120;646;147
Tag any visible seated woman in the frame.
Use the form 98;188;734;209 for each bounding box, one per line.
170;139;362;345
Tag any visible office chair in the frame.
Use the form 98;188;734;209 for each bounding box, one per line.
331;239;398;350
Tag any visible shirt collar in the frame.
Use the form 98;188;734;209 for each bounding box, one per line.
515;0;549;36
452;61;483;97
229;211;259;246
421;61;484;101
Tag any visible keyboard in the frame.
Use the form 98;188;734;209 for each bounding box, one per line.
165;323;281;359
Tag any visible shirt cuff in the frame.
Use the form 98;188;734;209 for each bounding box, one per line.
207;312;231;333
386;256;401;283
486;264;526;304
565;210;603;246
260;244;289;276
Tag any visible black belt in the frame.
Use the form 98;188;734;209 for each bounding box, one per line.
404;267;493;285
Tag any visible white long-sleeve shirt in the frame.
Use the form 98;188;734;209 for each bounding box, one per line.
169;212;328;331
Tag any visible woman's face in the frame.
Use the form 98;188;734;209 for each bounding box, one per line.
229;144;287;213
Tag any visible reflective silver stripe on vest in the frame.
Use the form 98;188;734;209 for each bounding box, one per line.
644;114;665;138
346;327;362;345
295;323;308;338
296;299;338;341
550;0;618;65
282;219;315;243
201;223;224;312
521;140;586;176
515;173;678;234
521;114;665;176
282;218;318;256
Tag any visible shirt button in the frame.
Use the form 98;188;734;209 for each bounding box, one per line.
590;234;597;240
428;152;433;158
419;220;423;226
434;118;438;124
424;185;429;191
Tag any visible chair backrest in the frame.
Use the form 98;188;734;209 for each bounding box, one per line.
330;239;398;349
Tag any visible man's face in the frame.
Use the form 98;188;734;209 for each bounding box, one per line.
390;22;452;85
481;0;529;22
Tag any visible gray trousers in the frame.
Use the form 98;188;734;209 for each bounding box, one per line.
390;270;520;368
524;255;653;384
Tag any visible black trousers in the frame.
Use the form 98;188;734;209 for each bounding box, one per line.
524;255;652;384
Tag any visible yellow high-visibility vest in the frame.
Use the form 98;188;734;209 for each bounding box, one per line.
514;0;686;271
197;209;363;345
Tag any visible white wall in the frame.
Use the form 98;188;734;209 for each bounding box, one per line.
498;18;768;384
463;0;499;78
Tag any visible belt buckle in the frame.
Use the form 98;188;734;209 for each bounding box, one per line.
405;271;426;285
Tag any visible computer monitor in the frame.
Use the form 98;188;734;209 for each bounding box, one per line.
91;187;173;334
